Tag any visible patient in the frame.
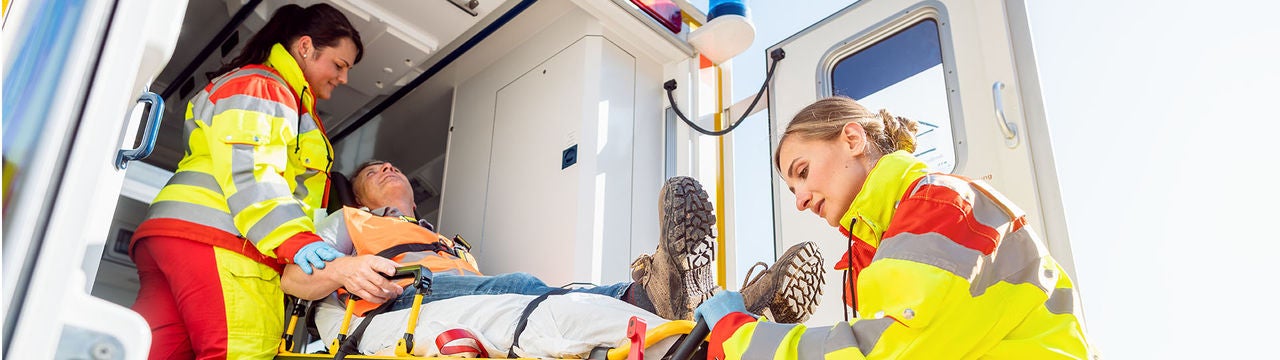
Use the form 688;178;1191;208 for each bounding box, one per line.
280;160;824;356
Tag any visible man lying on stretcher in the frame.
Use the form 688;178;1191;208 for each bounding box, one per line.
279;160;825;357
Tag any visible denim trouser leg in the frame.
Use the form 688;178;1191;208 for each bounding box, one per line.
388;273;632;311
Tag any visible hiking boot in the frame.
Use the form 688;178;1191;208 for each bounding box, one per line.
630;176;717;320
740;241;825;323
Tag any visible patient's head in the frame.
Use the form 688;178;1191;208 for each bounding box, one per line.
350;160;415;212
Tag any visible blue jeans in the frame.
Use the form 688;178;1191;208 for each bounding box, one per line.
387;272;632;312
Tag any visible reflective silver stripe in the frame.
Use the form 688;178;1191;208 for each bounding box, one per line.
147;200;238;235
874;232;983;282
293;168;319;200
876;228;1052;297
214;68;287;94
217;94;298;120
908;175;975;203
166;171;222;195
848;318;894;355
981;228;1054;295
796;326;830;360
742;322;797;360
245;203;308;245
970;189;1015;233
1045;287;1075;315
298;112;318;133
971;180;1026;221
231;144;256;191
227;182;293;214
910;175;1014;233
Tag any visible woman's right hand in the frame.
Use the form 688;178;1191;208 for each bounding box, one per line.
323;255;404;304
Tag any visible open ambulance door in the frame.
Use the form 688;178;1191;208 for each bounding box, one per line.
765;0;1076;325
2;0;187;358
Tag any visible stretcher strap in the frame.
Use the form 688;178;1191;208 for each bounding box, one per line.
376;242;453;258
436;328;490;358
507;288;572;358
334;298;397;360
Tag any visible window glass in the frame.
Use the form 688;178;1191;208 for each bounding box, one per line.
830;19;955;173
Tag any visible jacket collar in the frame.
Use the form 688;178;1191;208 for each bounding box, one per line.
264;43;314;113
837;150;929;249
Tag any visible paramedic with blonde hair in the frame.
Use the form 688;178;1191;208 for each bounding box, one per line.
692;97;1093;359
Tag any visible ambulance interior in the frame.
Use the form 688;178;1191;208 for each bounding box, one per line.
91;0;698;310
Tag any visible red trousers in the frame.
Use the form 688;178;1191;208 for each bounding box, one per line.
131;236;283;360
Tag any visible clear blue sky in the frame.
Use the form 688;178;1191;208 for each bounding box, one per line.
699;0;1280;357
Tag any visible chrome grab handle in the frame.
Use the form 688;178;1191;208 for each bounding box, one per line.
116;91;165;169
992;81;1019;148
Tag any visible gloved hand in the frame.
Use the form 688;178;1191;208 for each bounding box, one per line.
295;241;344;275
694;291;752;330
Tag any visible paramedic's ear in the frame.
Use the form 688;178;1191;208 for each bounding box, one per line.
842;121;868;157
293;35;315;60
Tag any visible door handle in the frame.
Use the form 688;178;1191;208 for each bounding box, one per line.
116;91;165;169
992;81;1019;148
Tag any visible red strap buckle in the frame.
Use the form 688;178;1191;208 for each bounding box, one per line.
435;328;489;358
627;316;647;360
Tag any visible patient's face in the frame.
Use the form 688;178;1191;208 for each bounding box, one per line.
353;162;415;210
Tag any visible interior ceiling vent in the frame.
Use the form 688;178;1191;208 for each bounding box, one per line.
409;175;439;203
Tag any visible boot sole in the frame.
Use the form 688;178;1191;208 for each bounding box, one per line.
767;242;825;323
659;176;717;318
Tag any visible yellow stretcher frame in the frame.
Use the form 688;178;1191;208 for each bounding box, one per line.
274;265;703;360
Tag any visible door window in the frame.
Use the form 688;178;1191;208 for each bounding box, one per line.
829;19;955;173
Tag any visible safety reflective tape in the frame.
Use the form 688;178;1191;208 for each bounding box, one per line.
216;94;298;121
796;326;830;360
292;168;318;200
981;228;1054;295
231;144;256;191
741;322;796;360
298;112;318;133
227;182;293;214
847;317;894;355
166;171;223;195
874;232;983;282
876;228;1054;297
149;200;239;235
1045;287;1075;315
245;203;307;244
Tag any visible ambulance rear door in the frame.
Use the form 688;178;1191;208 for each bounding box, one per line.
2;0;187;358
765;0;1073;325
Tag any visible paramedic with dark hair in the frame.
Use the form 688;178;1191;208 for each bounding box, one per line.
129;4;364;359
692;97;1094;359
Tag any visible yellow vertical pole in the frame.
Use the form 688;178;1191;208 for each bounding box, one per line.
714;65;727;288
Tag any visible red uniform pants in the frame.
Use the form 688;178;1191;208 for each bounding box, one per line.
131;236;283;360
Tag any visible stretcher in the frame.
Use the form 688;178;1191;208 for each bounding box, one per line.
274;265;710;360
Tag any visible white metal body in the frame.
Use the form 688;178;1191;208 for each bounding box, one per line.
766;0;1075;326
3;0;1084;357
2;0;188;358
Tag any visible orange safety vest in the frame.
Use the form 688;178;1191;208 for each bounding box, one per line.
341;207;481;315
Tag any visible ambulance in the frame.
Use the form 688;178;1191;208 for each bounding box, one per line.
2;0;1074;358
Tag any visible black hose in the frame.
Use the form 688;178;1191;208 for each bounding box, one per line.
664;48;785;137
671;319;710;360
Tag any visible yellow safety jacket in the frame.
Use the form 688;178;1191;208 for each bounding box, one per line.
135;43;332;267
710;151;1093;359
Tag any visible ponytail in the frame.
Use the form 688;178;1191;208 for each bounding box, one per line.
774;96;920;171
212;3;363;78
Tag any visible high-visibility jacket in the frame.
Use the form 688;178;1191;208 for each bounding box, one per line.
327;206;481;315
709;151;1092;359
134;43;331;268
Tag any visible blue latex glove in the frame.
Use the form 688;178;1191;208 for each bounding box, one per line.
294;241;344;275
694;291;752;330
